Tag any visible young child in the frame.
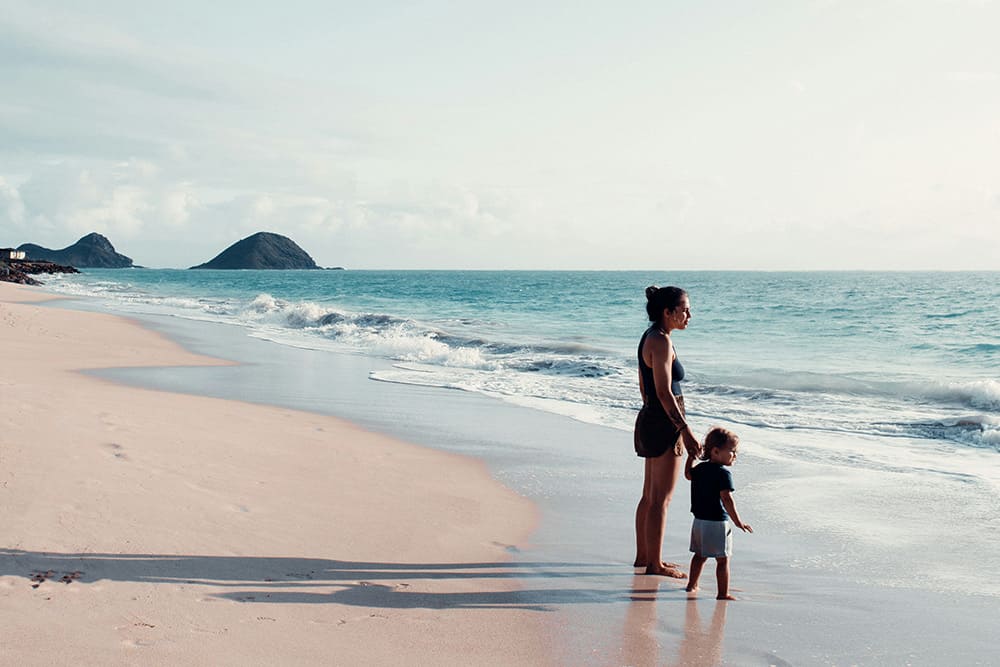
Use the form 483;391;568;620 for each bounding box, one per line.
684;427;752;600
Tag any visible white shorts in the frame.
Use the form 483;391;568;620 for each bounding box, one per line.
689;518;733;558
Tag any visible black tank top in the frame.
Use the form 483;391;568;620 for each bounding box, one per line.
638;325;684;415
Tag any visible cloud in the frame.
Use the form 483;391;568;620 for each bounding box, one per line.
0;6;224;102
0;176;27;232
1;2;371;192
2;1;999;270
946;71;998;82
12;160;149;241
1;145;548;267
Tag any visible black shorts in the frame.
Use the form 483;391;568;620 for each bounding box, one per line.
634;395;685;458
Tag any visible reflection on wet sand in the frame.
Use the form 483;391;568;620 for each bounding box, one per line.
674;598;727;666
621;575;663;666
619;575;728;666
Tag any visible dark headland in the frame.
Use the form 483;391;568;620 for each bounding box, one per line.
190;231;333;270
18;232;134;268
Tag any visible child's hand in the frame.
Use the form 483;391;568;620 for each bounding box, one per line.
737;522;753;533
684;453;695;480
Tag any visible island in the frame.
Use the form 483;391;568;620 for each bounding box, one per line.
18;232;134;268
190;232;323;270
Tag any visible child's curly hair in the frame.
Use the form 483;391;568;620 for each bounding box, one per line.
700;427;739;461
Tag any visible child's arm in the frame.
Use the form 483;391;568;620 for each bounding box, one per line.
684;454;697;480
720;490;752;533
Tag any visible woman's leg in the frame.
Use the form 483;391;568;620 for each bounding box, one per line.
644;453;685;577
634;458;653;566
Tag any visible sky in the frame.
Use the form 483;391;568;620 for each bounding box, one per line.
1;1;998;270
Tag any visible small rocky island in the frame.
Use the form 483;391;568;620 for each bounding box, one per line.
18;232;134;268
190;232;324;270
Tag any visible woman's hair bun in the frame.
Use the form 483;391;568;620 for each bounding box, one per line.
644;284;688;323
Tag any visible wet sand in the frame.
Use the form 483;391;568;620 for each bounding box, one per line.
0;282;553;665
5;281;998;665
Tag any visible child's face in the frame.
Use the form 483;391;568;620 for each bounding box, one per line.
709;443;738;466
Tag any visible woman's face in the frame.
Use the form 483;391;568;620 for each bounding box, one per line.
667;296;692;330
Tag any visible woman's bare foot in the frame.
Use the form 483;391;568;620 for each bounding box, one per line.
717;594;738;601
634;559;680;569
645;564;687;578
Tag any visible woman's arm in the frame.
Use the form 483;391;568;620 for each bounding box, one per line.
648;333;700;456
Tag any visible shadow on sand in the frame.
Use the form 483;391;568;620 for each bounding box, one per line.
2;548;642;611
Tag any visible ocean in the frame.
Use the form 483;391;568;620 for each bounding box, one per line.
43;269;1000;460
35;268;1000;662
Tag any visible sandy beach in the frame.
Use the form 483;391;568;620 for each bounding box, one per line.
0;282;552;665
5;278;998;666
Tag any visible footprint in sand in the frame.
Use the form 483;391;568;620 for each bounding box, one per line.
30;570;56;587
30;570;84;588
104;443;130;461
60;571;83;584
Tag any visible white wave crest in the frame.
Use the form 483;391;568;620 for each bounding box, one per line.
248;293;284;313
934;379;1000;411
283;301;333;328
366;327;493;369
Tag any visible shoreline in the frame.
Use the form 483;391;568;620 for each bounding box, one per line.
0;282;553;665
6;281;999;665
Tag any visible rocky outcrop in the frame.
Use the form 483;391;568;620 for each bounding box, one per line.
18;233;134;268
0;260;80;285
190;232;320;270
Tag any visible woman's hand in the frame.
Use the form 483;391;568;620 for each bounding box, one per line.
682;429;701;458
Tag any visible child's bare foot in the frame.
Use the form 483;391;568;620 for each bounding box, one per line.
645;564;687;579
716;594;738;601
685;584;699;594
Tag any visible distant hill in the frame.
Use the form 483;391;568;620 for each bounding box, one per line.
190;232;320;270
18;233;134;268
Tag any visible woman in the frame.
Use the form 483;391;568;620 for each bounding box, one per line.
634;285;701;577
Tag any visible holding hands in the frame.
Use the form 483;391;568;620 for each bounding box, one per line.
682;429;702;459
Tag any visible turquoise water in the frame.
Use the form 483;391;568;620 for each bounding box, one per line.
37;268;1000;611
45;269;999;458
33;268;1000;659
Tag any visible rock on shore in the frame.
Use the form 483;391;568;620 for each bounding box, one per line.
0;260;80;285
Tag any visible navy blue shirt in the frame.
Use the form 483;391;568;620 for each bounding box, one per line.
690;462;735;521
